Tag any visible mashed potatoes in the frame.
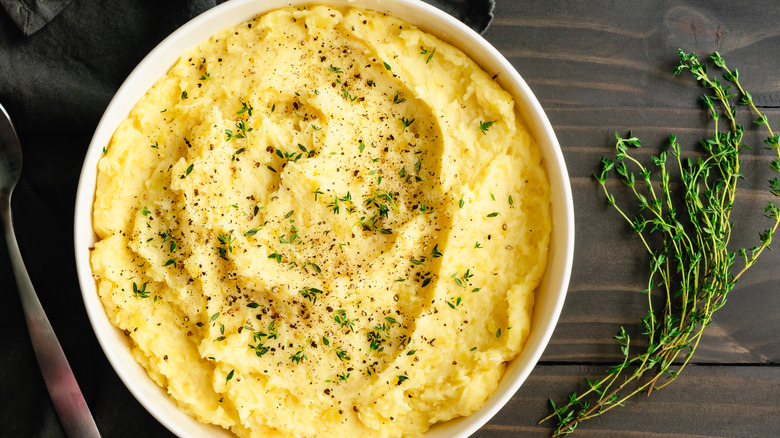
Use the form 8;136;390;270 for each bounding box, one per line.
91;5;550;437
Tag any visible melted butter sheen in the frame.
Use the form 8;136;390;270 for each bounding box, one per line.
91;5;551;438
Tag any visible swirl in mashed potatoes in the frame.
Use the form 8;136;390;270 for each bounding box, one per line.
91;5;551;438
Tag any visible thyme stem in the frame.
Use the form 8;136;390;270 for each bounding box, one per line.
541;50;780;437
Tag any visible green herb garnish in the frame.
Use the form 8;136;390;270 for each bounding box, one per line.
541;50;780;436
479;120;495;134
420;47;435;63
216;232;235;260
132;282;149;299
299;287;323;304
289;346;308;364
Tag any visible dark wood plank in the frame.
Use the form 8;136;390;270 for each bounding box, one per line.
478;364;780;438
487;0;780;110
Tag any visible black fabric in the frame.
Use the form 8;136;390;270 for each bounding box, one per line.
0;0;494;436
0;0;71;35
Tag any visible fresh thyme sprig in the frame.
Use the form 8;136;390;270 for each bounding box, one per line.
540;50;780;436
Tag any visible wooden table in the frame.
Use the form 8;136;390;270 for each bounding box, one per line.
1;1;778;437
476;1;780;437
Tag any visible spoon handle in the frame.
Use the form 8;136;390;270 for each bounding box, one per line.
2;199;101;438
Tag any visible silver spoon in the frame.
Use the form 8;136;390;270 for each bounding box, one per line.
0;103;101;438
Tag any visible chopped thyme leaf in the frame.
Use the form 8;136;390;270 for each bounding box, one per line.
184;163;194;177
452;269;474;289
247;302;260;308
392;92;406;104
181;90;188;99
313;188;325;201
328;65;343;74
479;120;496;135
225;369;234;383
267;321;279;339
199;72;211;81
150;141;159;149
210;312;220;322
401;117;415;131
237;101;253;116
383;61;392;71
132;282;150;299
244;228;259;236
289;346;308;364
407;349;417;355
265;164;277;173
420;47;436;63
238;120;252;137
334;309;355;332
300;287;323;304
509;195;515;207
367;327;387;352
304;262;322;274
397;375;409;385
217;232;235;260
327;195;340;214
487;212;499;217
334;345;350;361
164;258;176;267
475;242;483;249
249;328;271;357
140;206;151;216
343;89;358;102
458;197;465;208
496;328;502;338
431;244;443;258
359;141;366;153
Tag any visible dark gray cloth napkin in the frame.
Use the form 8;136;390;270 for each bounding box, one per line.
0;0;71;35
0;1;495;437
2;0;494;36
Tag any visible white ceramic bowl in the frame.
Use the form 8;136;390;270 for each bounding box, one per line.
74;1;574;436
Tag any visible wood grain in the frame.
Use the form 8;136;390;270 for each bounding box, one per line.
477;365;780;438
481;0;780;436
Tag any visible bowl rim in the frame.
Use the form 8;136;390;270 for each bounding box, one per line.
73;0;574;436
